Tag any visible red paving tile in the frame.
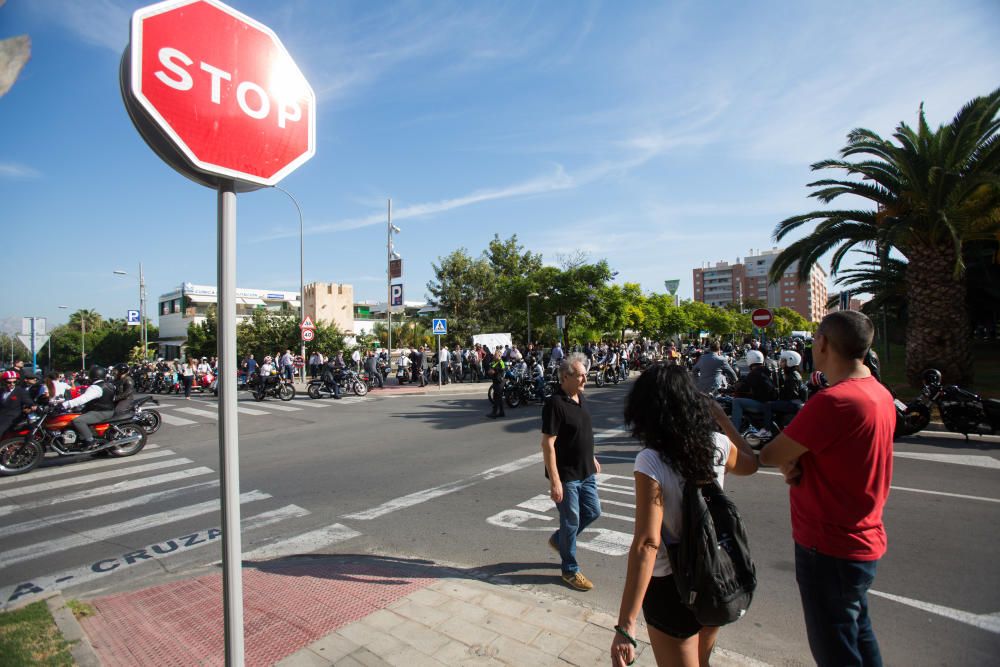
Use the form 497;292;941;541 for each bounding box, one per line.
80;559;434;666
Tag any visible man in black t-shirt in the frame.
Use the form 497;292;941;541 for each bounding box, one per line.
541;352;602;592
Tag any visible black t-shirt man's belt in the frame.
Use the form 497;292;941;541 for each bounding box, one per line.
541;387;596;483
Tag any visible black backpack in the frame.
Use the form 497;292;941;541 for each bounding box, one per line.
664;479;756;626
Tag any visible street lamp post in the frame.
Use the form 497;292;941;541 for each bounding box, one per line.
273;186;306;382
114;264;148;361
58;305;86;370
527;292;539;346
387;200;400;359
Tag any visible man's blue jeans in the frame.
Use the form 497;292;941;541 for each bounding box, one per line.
551;475;601;575
795;543;882;667
730;397;769;430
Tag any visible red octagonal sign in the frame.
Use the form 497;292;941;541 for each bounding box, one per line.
124;0;315;188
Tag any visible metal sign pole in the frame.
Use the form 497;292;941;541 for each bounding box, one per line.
217;183;245;666
437;335;441;388
30;318;36;372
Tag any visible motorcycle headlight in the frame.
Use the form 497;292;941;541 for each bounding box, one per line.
26;413;40;423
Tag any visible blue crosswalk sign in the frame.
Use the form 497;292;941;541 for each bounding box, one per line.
432;318;447;335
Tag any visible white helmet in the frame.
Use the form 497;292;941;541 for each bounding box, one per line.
779;350;802;367
745;350;765;366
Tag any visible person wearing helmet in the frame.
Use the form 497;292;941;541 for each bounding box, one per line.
0;369;33;436
922;368;942;387
113;363;135;414
768;350;808;427
61;365;116;448
730;349;778;437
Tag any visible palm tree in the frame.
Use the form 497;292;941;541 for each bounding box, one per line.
829;250;908;324
770;89;1000;386
68;309;103;332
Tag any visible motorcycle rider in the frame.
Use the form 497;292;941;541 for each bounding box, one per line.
487;346;507;419
61;365;116;449
112;363;136;414
730;350;778;438
322;354;343;399
363;350;383;389
0;370;33;437
767;350;808;428
397;348;412;383
692;339;739;394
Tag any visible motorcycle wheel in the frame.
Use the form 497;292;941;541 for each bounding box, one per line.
542;382;555;400
0;437;43;476
253;388;265;402
487;384;496;403
139;410;161;435
278;384;296;401
594;371;605;388
107;424;147;458
896;404;931;437
353;381;368;397
307;384;321;399
505;387;522;408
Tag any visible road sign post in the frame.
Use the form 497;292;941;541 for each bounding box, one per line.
123;2;316;663
432;319;448;389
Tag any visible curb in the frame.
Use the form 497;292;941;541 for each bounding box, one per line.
47;593;102;667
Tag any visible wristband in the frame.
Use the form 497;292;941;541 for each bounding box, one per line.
614;625;637;665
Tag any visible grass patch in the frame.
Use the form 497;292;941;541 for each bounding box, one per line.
0;600;73;667
876;340;1000;399
66;599;94;619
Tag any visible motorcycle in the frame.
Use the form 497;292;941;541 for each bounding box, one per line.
195;372;215;393
713;390;785;450
504;373;556;408
396;364;413;384
898;370;1000;438
128;395;162;435
0;403;148;477
307;369;368;399
592;361;620;387
251;373;296;402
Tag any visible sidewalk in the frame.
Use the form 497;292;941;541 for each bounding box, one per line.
65;553;762;666
293;377;489;400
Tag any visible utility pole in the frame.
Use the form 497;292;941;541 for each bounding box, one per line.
387;199;392;357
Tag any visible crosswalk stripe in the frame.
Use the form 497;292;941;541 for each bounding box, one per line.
0;447;169;487
175;407;218;419
246;402;301;412
0;458;193;498
160;413;198;426
237;406;269;416
0;503;310;609
0;467;216;517
240;523;362;561
0;490;271;569
289;399;327;407
4;481;219;538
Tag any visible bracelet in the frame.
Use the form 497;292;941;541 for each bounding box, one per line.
614;625;638;648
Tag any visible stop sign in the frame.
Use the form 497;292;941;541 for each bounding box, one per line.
122;0;315;189
751;308;773;328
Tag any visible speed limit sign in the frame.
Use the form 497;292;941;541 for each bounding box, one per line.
301;328;315;342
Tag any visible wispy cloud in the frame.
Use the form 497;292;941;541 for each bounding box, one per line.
32;0;130;52
0;162;41;179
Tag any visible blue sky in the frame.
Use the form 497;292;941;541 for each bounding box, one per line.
2;0;998;332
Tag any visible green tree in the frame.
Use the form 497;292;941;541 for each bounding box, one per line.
185;306;217;359
770;89;1000;385
426;248;497;342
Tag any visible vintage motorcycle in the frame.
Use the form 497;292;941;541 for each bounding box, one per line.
0;403;148;477
251;373;296;402
307;369;368;399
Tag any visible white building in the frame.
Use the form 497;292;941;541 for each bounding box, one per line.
156;283;299;359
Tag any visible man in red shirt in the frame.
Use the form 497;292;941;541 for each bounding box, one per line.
761;311;894;667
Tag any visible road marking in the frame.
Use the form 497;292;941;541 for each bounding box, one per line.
598;454;637;462
0;467;216;517
0;490;270;569
343;452;544;520
485;508;631;556
241;523;362;561
4;481;219;537
175;406;218;419
236;406;269;416
247;402;301;412
0;458;193;498
595;426;628;440
870;590;1000;635
159;413;198;426
0;504;310;608
0;446;169;487
894;452;1000;469
758;470;1000;503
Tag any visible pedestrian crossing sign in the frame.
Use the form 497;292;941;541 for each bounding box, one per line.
432;318;447;335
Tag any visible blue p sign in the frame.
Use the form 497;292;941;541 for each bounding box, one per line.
127;310;141;325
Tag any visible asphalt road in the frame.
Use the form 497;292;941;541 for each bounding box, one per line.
1;381;998;665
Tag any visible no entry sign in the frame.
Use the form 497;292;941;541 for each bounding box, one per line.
121;0;316;189
751;308;773;328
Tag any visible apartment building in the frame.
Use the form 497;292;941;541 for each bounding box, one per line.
692;248;828;322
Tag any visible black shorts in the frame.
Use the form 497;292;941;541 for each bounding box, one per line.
642;575;702;639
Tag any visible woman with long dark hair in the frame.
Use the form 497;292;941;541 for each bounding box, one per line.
611;364;758;667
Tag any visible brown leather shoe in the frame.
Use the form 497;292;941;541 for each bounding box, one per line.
561;571;594;591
